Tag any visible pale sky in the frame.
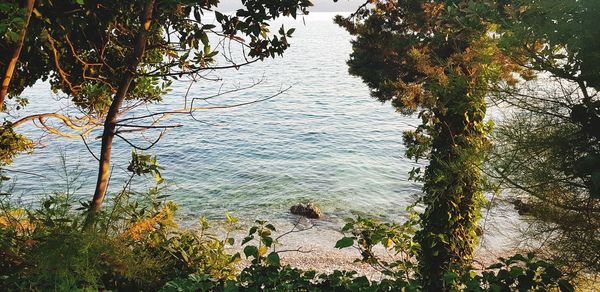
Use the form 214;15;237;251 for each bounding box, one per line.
216;0;365;12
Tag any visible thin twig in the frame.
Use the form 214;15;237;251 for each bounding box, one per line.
80;134;100;162
115;131;164;151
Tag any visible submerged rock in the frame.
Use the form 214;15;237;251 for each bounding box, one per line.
475;226;484;236
290;202;322;219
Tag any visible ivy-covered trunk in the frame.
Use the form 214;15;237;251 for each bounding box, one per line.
336;2;513;289
417;87;487;290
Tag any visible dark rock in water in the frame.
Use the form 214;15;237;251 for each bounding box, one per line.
290;202;322;219
475;226;484;236
512;198;533;215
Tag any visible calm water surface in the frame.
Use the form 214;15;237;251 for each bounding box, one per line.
9;13;424;226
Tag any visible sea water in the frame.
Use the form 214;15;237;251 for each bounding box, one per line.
7;13;429;225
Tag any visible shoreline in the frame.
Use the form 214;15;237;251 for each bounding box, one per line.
214;210;524;278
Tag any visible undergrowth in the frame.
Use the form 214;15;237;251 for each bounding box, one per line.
0;151;576;291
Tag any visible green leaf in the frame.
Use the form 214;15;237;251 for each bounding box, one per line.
335;237;355;249
243;245;258;258
509;253;527;263
200;32;209;47
224;283;239;292
205;51;219;58
266;252;280;266
241;235;254;245
487;263;503;269
442;272;458;283
75;0;84;5
5;31;19;42
262;236;273;247
509;266;524;277
286;28;296;37
226;237;235;245
248;226;258;235
215;11;224;23
342;222;354;231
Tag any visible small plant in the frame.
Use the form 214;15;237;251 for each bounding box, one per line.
336;207;421;279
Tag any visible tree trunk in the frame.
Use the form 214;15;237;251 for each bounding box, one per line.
0;0;35;109
417;92;487;291
86;0;155;225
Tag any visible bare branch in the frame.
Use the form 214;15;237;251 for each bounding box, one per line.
114;123;182;129
141;59;260;77
80;134;100;162
116;82;289;129
115;131;164;151
12;112;95;129
275;248;314;254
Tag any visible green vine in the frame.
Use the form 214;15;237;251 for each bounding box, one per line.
336;1;521;289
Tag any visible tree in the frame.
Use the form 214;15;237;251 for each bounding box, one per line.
0;0;52;168
0;0;35;107
336;1;524;289
487;0;600;273
0;0;312;222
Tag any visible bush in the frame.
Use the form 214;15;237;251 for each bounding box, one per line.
0;194;577;291
163;216;575;291
0;152;239;290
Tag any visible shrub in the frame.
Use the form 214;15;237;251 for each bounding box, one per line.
0;192;240;290
0;151;239;290
163;216;575;291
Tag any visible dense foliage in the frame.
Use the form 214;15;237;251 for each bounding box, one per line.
164;217;573;291
0;185;575;291
335;1;527;289
486;0;600;273
1;195;575;291
0;121;31;166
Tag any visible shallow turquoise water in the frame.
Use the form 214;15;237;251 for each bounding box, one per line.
6;13;423;224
